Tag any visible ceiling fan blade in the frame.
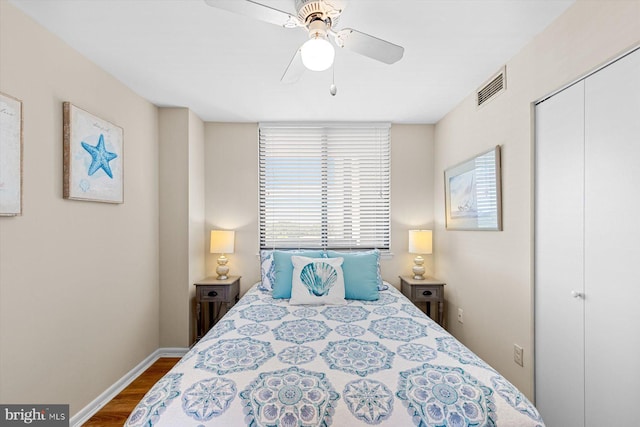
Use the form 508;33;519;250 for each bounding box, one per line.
204;0;301;28
281;48;305;84
334;28;404;64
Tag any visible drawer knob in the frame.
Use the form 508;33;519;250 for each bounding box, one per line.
422;290;432;296
208;290;218;297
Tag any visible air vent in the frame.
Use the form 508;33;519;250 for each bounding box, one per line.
477;66;506;107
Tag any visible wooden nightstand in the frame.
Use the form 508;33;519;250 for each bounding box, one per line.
399;275;446;327
194;276;240;341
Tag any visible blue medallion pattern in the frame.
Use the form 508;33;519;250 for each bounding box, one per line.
236;294;260;306
368;317;427;342
273;319;331;345
334;324;366;337
362;293;398;306
125;284;546;427
125;373;182;427
322;306;369;323
397;364;497;427
397;343;438;363
181;377;236;421
240;304;288;322
240;366;340;427
321;338;394;377
260;295;281;305
196;338;274;375
343;379;394;424
428;321;447;334
436;337;496;372
293;307;319;318
201;319;235;342
278;345;318;365
401;303;427;319
238;323;270;337
491;376;543;422
372;306;399;316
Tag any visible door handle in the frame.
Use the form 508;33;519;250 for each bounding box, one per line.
571;290;584;299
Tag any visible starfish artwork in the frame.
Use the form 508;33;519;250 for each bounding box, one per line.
81;134;118;178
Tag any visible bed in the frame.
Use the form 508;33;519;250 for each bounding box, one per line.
126;251;544;427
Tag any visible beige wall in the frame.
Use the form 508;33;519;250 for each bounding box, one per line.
204;123;435;293
158;108;206;347
434;0;640;400
188;110;206;343
385;125;435;282
204;123;260;293
0;1;160;415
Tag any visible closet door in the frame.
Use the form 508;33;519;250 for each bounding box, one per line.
583;49;640;426
535;81;585;427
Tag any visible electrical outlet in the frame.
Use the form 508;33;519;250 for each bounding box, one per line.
457;308;464;323
514;344;524;367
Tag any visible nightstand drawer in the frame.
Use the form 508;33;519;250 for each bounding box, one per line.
199;286;229;302
412;285;442;301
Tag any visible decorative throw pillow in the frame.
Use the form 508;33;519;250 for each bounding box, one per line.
259;250;276;291
290;256;346;305
272;250;326;298
326;249;380;301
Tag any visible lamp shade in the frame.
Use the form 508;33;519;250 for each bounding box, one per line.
301;36;335;71
210;230;235;254
408;230;433;254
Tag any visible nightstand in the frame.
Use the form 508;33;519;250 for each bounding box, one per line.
399;275;446;327
194;276;240;341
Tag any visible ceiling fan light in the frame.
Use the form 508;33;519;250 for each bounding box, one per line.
301;37;335;71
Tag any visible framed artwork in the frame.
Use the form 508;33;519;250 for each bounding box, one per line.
63;102;123;203
0;92;23;216
444;145;502;231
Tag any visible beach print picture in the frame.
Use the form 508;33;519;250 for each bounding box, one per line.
63;102;123;203
0;92;23;216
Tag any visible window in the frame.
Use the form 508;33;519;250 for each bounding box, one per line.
259;123;391;250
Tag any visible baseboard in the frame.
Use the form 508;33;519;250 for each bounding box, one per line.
69;347;188;427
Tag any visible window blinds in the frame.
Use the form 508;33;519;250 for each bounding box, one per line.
259;123;391;250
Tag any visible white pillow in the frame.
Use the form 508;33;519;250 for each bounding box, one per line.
290;256;346;305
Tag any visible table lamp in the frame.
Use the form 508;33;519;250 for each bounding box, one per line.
210;230;235;280
408;229;432;280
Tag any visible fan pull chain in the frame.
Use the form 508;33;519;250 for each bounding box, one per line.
330;63;338;96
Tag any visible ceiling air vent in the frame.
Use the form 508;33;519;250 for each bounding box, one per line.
477;66;506;107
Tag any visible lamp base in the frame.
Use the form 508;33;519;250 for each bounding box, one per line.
412;255;425;280
216;255;230;280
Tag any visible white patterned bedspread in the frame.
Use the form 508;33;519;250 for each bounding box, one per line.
126;284;544;427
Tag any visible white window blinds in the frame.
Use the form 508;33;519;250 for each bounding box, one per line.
259;123;391;250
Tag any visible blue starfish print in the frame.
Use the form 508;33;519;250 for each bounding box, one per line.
81;134;117;178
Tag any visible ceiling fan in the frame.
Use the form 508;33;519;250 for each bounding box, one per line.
203;0;405;83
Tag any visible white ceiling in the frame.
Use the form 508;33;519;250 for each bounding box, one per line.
10;0;574;123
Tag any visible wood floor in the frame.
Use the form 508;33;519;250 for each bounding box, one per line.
83;357;180;426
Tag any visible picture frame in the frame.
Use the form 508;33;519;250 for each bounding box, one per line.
63;102;123;203
0;92;23;216
444;145;502;231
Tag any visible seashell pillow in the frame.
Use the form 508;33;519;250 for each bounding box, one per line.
290;256;346;305
272;250;326;298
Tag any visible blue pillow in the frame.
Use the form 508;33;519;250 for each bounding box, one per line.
326;250;380;301
272;250;325;298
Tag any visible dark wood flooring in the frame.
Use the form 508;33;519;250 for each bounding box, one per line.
83;357;180;426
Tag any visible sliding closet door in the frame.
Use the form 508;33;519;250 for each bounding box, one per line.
535;81;585;427
583;49;640;426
